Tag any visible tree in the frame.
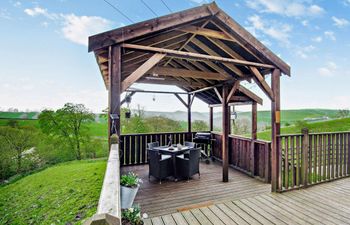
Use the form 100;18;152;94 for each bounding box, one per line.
192;120;209;131
0;127;37;173
38;103;94;160
337;109;350;118
145;116;183;133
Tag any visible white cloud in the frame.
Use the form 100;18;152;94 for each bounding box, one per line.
24;7;57;19
295;45;315;59
308;5;324;15
318;62;337;77
312;36;322;42
332;16;349;28
0;9;11;20
247;15;292;44
24;6;113;46
13;1;21;7
301;20;308;26
324;31;336;41
61;14;112;46
246;0;324;17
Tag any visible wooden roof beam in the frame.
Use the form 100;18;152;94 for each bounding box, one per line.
227;81;240;103
237;85;263;105
149;67;227;80
121;43;275;69
190;38;244;77
176;25;233;41
88;3;219;52
250;66;274;101
121;53;166;92
137;77;205;88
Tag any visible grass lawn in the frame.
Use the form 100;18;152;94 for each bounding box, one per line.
257;117;350;141
0;160;106;225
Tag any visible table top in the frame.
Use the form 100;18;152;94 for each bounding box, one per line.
153;145;191;154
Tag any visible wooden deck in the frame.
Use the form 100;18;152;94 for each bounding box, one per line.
122;161;270;217
143;178;350;225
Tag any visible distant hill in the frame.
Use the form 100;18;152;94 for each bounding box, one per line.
144;109;339;126
0;109;340;126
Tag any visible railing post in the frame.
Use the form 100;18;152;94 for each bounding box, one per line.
301;128;309;187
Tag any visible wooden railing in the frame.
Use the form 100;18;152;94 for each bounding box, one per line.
278;129;350;191
85;144;121;225
120;131;209;166
211;132;271;182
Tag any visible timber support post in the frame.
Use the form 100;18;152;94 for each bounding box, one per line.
301;128;309;187
209;106;213;132
187;94;192;141
222;85;229;182
108;45;121;147
271;69;281;192
251;102;257;175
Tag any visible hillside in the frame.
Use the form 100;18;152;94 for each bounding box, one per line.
257;117;350;141
0;160;106;225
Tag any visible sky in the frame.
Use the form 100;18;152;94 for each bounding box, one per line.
0;0;350;113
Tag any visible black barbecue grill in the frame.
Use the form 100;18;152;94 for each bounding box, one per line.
193;132;215;164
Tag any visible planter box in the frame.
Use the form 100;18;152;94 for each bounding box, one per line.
121;185;139;209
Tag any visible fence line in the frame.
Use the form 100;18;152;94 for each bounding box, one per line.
278;129;350;191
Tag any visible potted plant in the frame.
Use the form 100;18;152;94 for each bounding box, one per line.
121;172;141;209
122;205;145;225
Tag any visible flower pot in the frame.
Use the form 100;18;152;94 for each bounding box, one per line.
121;185;139;209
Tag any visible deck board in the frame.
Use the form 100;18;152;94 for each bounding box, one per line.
144;178;350;224
122;161;270;217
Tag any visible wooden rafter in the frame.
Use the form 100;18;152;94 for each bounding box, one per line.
190;38;244;77
137;77;204;88
177;25;233;41
122;43;275;69
214;87;223;103
121;53;166;92
237;85;263;105
88;4;218;52
227;81;240;103
163;20;211;67
174;94;188;107
149;67;227;80
250;67;274;101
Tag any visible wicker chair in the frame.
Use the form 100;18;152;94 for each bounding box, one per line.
148;149;173;184
147;141;159;149
176;148;201;180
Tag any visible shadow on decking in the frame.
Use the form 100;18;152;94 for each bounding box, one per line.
122;161;270;217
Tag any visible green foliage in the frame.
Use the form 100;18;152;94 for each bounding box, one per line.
337;109;350;118
144;116;183;133
6;120;18;128
120;172;140;188
294;120;309;129
122;205;143;225
192;120;209;131
38;103;94;160
0;126;39;176
0;160;106;224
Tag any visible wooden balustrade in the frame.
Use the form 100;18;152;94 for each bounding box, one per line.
211;132;271;182
85;144;121;225
278;129;350;191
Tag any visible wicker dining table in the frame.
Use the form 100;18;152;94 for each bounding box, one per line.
153;145;192;181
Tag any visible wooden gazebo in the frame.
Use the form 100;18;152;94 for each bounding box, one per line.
88;2;290;192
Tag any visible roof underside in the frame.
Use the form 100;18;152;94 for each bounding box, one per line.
89;2;290;105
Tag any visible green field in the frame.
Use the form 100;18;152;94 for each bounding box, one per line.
0;160;106;225
257;117;350;140
239;109;339;125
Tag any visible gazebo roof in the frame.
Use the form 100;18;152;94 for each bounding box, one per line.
88;2;289;105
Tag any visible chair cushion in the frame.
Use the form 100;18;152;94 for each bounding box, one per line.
161;155;171;160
